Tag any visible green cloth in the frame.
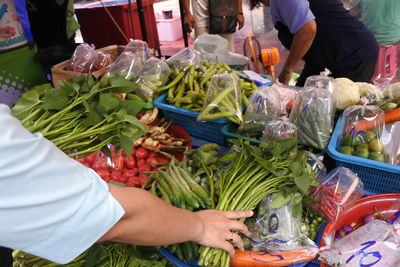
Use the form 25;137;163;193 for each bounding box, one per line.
54;0;80;39
350;0;400;45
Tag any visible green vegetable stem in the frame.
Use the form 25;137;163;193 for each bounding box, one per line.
11;75;148;157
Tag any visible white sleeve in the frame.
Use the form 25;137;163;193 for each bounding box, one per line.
0;104;125;264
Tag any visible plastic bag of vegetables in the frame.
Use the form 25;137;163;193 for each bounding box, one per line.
69;43;99;73
106;51;143;80
309;167;364;221
197;74;243;124
239;85;281;135
304;68;336;100
271;84;299;115
241;194;318;265
135;57;171;102
289;87;335;150
261;117;297;143
124;39;151;63
382;122;400;165
340;102;386;162
166;47;202;71
320;219;400;267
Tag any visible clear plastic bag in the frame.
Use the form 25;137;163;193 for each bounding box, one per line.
106;52;144;80
320;219;400;267
271;84;300;115
261;117;297;143
382;122;400;165
304;68;336;100
306;151;327;179
134;57;171;102
309;167;364;221
197;74;243;124
289;87;336;150
357;82;383;104
206;52;249;70
240;86;281;135
243;195;318;265
124;39;151;63
340;103;386;162
194;33;229;54
95;51;113;71
166;47;202;71
69;43;98;73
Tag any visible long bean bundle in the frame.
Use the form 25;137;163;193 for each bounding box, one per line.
198;139;316;267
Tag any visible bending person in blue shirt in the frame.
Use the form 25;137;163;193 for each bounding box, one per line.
0;104;252;264
250;0;379;86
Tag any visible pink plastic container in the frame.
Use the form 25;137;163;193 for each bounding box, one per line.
156;14;183;42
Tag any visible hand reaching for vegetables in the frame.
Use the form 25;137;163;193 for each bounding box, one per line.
193;210;253;257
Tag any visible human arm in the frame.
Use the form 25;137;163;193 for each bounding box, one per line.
184;0;196;33
237;0;244;30
100;184;253;257
279;19;317;84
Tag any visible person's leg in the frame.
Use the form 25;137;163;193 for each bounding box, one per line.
219;33;235;52
194;26;208;39
295;61;323;87
0;247;13;267
331;54;378;82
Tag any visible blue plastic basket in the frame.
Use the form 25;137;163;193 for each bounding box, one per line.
154;93;230;145
327;115;400;194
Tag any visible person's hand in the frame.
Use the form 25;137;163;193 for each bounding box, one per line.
185;13;196;33
237;14;245;30
278;68;293;84
193;209;253;257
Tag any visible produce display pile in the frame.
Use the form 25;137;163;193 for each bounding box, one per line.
9;42;400;267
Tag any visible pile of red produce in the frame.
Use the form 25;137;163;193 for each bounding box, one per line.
75;147;171;187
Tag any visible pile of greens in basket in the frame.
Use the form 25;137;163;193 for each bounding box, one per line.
11;75;148;157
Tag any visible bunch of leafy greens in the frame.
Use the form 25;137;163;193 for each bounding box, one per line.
198;138;318;267
12;75;148;157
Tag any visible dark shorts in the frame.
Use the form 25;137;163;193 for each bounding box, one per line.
0;247;13;267
296;54;379;87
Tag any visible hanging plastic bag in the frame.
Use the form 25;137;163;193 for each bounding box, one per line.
166;47;202;71
135;57;171;102
340;101;386;162
239;86;281;135
69;43;98;73
289;87;335;150
239;195;318;266
261;117;297;143
304;68;336;100
309;167;364;221
124;39;151;63
382;122;400;165
197;74;243;124
271;84;300;115
106;52;144;80
320;219;400;267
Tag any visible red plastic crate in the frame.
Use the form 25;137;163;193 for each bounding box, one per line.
75;0;160;49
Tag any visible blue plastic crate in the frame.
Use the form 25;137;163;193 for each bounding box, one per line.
154;93;230;145
327;115;400;194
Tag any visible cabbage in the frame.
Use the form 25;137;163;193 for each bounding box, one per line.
335;78;360;110
384;82;400;101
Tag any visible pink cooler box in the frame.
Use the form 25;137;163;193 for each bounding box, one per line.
156;14;183;42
